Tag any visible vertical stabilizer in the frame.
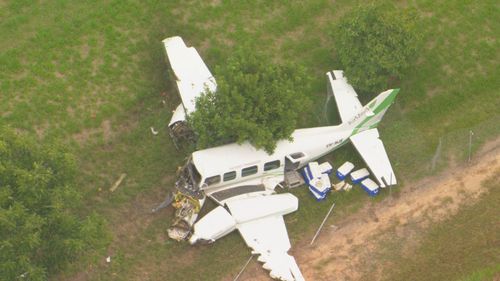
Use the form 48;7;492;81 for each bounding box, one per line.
350;88;399;135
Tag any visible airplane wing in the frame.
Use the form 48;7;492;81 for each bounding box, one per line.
189;193;304;281
163;36;217;114
237;216;304;281
350;128;397;187
327;70;363;123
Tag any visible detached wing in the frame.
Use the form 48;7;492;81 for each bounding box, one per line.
237;216;304;281
350;128;397;187
327;70;363;123
163;36;217;114
225;194;305;281
191;193;304;280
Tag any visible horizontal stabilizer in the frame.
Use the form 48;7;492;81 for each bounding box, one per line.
327;70;362;123
350;128;397;187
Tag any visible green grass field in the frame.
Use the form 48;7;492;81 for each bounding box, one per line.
1;0;499;280
383;173;500;281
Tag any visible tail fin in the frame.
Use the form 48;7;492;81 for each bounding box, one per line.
348;89;399;187
350;89;399;135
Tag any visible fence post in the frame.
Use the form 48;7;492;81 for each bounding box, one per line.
468;130;474;163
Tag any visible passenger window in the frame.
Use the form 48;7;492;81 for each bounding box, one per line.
290;152;305;159
223;171;236;181
264;160;281;171
204;175;221;186
241;165;258;177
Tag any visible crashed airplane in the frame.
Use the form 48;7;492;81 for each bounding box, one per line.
161;36;398;281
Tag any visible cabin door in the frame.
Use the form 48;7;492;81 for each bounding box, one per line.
285;155;300;172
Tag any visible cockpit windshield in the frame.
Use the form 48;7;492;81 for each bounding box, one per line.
187;161;201;186
175;158;203;198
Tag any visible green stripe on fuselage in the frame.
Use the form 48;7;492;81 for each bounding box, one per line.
350;89;399;136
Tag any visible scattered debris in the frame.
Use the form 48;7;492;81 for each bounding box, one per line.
106;256;111;263
310;202;336;245
332;180;352;192
284;170;304;188
336;161;354;180
169;121;195;148
151;192;174;213
150;127;159;135
167;192;204;241
160;36;400;279
303;161;333;201
360;178;379;197
350;168;370;184
233;256;253;281
109;173;127;192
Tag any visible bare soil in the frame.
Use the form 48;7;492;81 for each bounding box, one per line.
236;138;500;281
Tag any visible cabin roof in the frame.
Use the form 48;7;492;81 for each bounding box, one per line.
191;126;343;177
192;141;272;177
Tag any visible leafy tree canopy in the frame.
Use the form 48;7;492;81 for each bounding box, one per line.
0;127;109;280
188;49;312;154
334;4;420;93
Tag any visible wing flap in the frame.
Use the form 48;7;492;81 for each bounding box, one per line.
350;128;397;187
327;70;362;123
237;216;305;281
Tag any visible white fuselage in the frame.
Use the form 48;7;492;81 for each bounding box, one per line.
185;87;395;203
189;123;354;204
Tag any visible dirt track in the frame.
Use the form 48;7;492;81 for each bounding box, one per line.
235;138;500;281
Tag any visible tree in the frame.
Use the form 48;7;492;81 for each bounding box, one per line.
334;4;419;93
0;127;109;280
188;49;312;154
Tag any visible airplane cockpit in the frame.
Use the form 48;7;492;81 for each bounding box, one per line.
175;157;204;199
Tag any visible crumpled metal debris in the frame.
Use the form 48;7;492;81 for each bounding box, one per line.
169;122;195;149
333;180;352;191
167;192;203;241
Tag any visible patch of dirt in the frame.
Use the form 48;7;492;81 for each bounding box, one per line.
54;71;65;78
91;58;103;76
442;64;455;76
101;120;112;141
55;175;176;281
67;106;76;118
209;0;221;7
426;86;442;98
72;119;113;144
34;122;49;139
80;42;90;60
238;137;500;281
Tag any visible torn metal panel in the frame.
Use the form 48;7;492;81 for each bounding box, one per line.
167;192;205;241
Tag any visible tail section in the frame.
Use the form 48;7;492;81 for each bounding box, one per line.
326;70;399;187
347;90;399;187
327;70;399;135
349;88;399;135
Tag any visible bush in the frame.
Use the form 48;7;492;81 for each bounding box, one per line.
189;49;312;153
334;4;419;93
0;127;109;280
